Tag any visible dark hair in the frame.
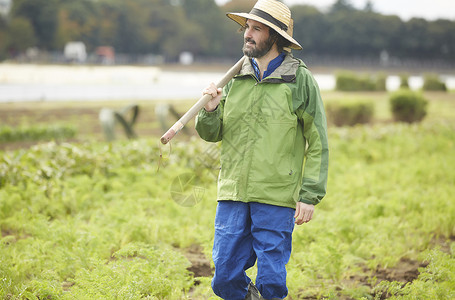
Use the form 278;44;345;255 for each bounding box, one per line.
269;28;291;53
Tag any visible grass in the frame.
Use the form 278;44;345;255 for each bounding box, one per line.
1;90;455;299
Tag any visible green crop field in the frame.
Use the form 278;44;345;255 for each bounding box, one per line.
1;90;455;299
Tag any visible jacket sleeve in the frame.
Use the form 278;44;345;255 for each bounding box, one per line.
296;68;329;205
195;82;230;142
195;105;223;142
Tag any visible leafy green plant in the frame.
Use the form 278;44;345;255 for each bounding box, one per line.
326;99;374;126
66;243;192;299
375;72;387;91
422;73;447;91
399;73;410;89
0;124;76;143
389;89;428;123
0;138;218;299
373;248;455;299
1;105;455;299
335;71;386;91
336;71;374;91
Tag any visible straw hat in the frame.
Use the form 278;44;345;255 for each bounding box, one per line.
226;0;302;50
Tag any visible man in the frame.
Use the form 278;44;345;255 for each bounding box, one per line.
195;0;329;299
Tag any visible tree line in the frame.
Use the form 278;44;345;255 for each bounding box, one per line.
0;0;454;64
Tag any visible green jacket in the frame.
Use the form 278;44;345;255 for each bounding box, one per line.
195;54;328;208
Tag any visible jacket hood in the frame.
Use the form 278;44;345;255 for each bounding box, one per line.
237;53;305;82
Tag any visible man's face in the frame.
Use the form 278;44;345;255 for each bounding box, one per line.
242;19;275;58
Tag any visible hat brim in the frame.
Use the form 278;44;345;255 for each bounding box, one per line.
227;12;302;50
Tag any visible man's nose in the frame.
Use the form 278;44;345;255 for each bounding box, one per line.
244;27;252;39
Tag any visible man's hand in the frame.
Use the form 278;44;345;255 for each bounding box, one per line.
202;82;222;112
294;202;314;225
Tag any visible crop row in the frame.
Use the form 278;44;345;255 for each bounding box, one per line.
1;120;454;299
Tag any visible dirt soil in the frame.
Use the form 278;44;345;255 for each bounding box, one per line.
184;235;455;299
182;244;213;281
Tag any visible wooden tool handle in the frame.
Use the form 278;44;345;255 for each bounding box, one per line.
160;56;246;144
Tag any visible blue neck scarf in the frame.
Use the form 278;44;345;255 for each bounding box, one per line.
251;52;286;81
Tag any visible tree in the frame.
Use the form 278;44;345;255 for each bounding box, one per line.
330;0;355;13
181;0;227;57
0;16;8;59
364;0;374;12
114;1;151;54
402;18;431;59
55;0;99;50
380;15;404;58
1;0;454;63
11;0;59;49
221;0;256;12
427;19;455;60
146;0;187;58
291;5;327;54
7;17;36;53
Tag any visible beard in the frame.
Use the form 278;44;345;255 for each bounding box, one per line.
242;35;275;58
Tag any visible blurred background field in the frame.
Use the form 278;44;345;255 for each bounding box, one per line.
1;0;455;299
1;89;454;150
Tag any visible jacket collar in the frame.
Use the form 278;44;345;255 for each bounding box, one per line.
237;52;304;83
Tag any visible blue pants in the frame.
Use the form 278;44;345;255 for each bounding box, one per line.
211;201;295;300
